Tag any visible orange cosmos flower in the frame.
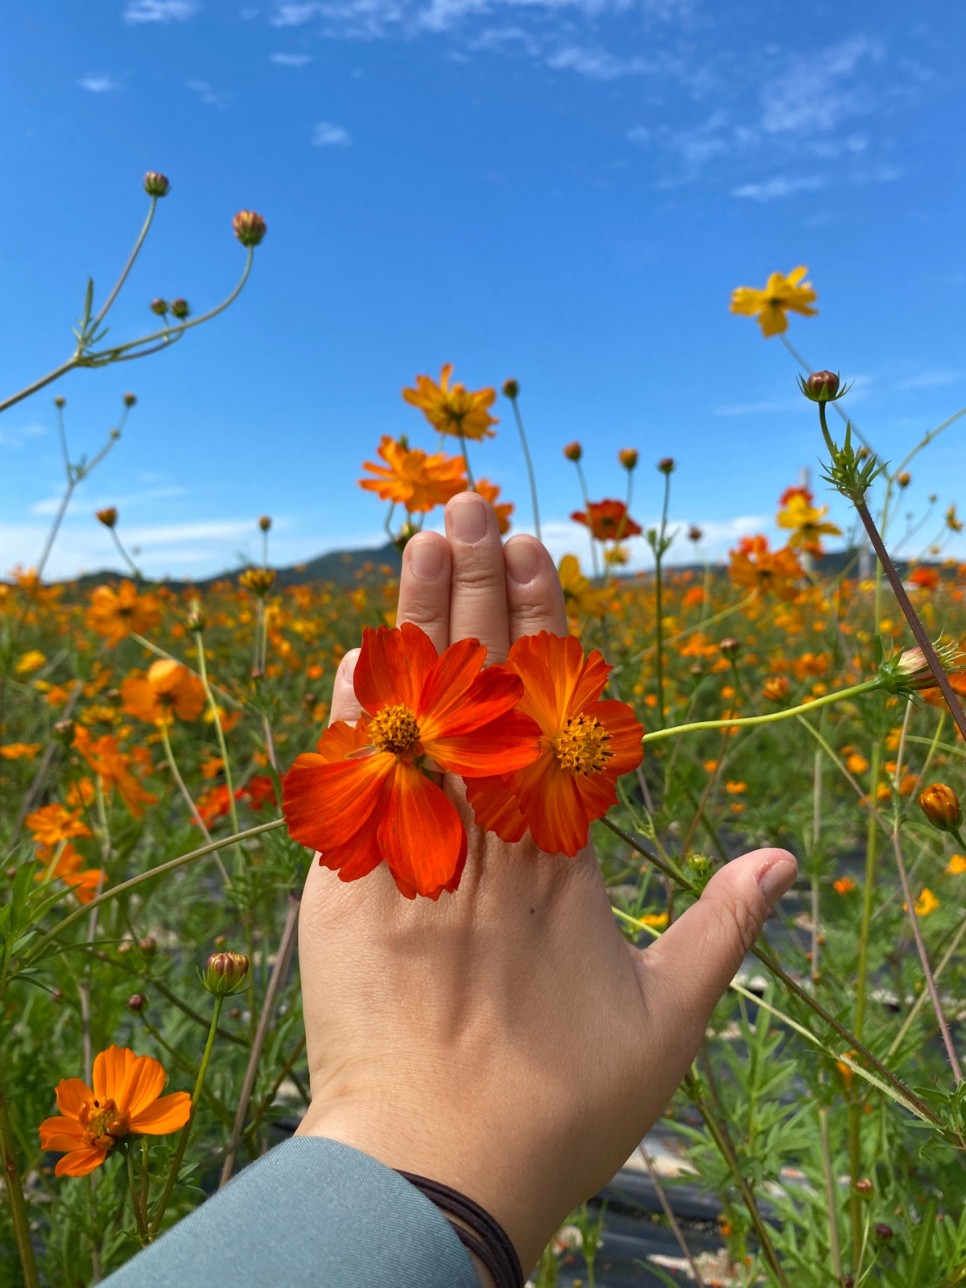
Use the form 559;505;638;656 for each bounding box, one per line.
907;566;940;591
39;1045;190;1177
85;581;162;646
359;436;468;512
26;803;92;848
729;535;803;601
475;478;513;534
571;499;643;542
35;843;105;904
283;623;541;899
72;727;158;817
121;659;206;725
402;364;498;441
466;632;644;856
730;266;818;337
0;742;42;760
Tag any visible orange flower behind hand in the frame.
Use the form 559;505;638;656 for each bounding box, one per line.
85;581;162;646
39;1046;190;1177
359;436;468;512
402;364;498;441
466;632;644;856
283;623;541;898
571;499;643;542
121;660;206;725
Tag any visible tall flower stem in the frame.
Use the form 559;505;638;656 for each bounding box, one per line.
457;427;475;489
652;467;673;729
0;1078;40;1288
148;996;224;1237
158;722;230;886
23;819;285;969
506;390;541;540
642;678;883;745
195;635;240;837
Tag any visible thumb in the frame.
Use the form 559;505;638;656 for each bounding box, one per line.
634;848;797;1074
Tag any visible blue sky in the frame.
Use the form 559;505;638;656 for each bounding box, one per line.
2;0;965;579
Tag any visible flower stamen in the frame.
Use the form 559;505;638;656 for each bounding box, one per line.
369;704;421;755
553;713;613;776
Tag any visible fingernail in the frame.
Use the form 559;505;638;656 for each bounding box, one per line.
409;537;444;581
756;856;797;908
449;494;488;544
505;539;538;584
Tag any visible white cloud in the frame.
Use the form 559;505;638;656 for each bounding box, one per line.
312;120;351;146
79;75;118;93
270;51;312;64
30;485;187;519
187;79;229;107
731;174;826;202
0;422;46;449
270;2;322;25
124;0;197;22
894;368;962;392
544;45;655;80
761;35;884;135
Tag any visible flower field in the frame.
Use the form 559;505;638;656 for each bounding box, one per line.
3;202;966;1287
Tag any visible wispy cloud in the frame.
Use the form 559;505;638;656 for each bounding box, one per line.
761;35;884;135
270;51;312;65
894;368;962;392
79;75;118;93
124;0;197;22
312;120;351;146
0;422;45;449
187;79;229;108
29;486;187;519
731;174;826;202
544;46;655;80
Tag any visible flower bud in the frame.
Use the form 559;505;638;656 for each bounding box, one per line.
719;637;741;661
618;448;638;471
53;718;76;745
232;210;267;247
144;171;170;197
657;457;675;474
202;950;250;997
874;1224;893;1242
127;993;148;1013
150;297;169;316
688;525;703;542
763;676;790;704
54;396;66;409
803;370;841;402
502;378;519;399
96;507;118;529
896;471;910;488
854;1179;873;1197
258;515;272;533
170;298;190;320
918;783;962;834
138;936;157;955
186;599;205;633
239;567;276;597
394;521;418;552
563;441;582;462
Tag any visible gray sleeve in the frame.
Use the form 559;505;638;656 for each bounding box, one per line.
101;1136;483;1288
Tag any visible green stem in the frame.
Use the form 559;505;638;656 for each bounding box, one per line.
21;819;285;969
90;197;158;332
642;678;882;744
127;1144;150;1244
195;635;240;836
0;1079;40;1288
148;997;224;1237
508;393;541;541
109;526;142;581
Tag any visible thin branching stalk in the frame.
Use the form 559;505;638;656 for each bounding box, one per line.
506;390;541;540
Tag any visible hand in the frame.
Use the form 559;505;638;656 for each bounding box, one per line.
295;492;797;1278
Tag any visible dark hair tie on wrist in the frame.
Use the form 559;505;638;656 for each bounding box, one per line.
395;1170;524;1288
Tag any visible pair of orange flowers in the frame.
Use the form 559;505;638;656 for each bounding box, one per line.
282;624;644;898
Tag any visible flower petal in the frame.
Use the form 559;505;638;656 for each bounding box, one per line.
354;623;437;715
377;765;466;897
55;1146;110;1177
429;710;541;777
129;1090;192;1135
55;1077;93;1118
121;1054;167;1120
39;1116;88;1152
465;774;529;843
92;1045;137;1104
414;637;490;737
283;749;393;851
510;754;594;857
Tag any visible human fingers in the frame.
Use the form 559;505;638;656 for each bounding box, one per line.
634;849;797;1079
394;532;452;655
503;536;567;642
445;492;512;662
327;648;363;724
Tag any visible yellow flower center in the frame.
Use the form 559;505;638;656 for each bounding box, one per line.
369;704;421;755
83;1097;126;1148
552;713;613;776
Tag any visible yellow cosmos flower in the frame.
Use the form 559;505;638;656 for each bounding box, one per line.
776;495;842;554
402;364;498;441
945;854;966;876
730;266;818;337
15;650;47;674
